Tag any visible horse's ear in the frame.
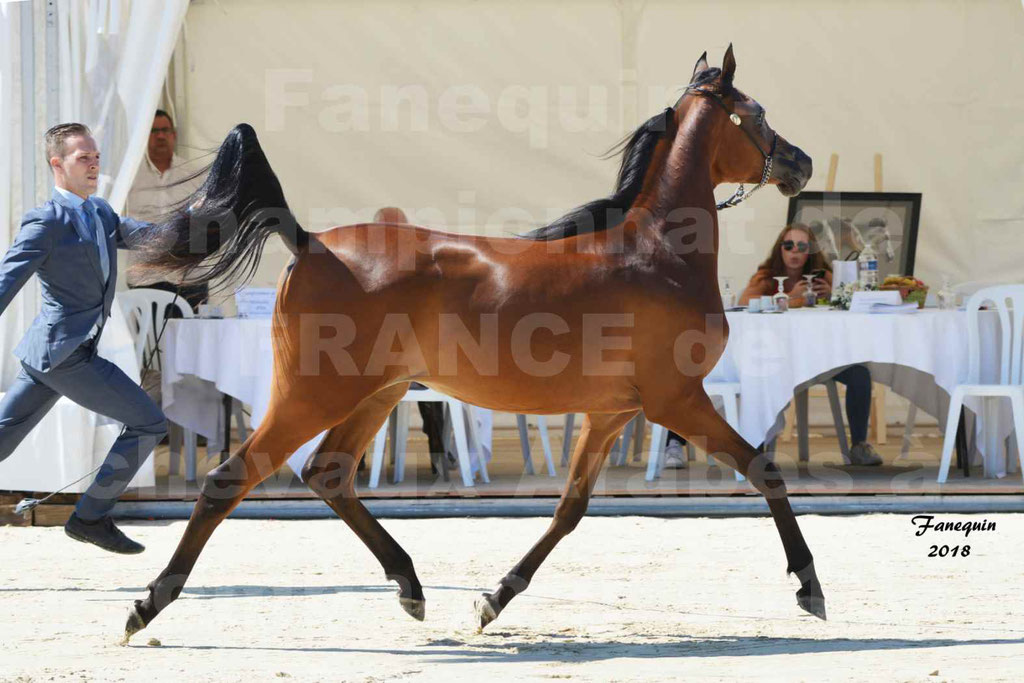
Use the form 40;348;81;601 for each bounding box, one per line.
721;43;736;85
691;51;709;80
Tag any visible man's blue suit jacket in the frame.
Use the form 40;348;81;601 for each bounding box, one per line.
0;190;149;372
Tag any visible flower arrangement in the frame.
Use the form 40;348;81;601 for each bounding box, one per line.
830;281;860;310
880;275;929;309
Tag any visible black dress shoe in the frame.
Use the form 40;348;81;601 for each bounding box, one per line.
64;513;145;555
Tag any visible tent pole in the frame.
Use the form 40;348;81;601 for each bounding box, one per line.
20;1;35;215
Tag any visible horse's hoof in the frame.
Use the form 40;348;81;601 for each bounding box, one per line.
121;601;148;645
796;591;827;621
399;597;426;621
474;593;499;632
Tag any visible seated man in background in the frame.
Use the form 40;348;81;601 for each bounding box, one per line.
125;109;207;309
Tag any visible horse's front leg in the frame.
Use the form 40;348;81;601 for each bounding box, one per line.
475;410;637;630
646;391;826;620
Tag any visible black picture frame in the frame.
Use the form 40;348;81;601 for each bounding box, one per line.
785;191;922;278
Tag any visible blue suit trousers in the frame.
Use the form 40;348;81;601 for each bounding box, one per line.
0;340;166;520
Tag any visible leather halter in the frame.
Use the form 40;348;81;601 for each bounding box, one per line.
685;84;778;210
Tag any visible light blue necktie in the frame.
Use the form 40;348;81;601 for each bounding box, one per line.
80;200;110;284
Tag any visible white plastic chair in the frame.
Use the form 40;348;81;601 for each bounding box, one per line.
118;288;247;482
902;280;983;460
937;285;1024;483
117;289;194;371
368;386;487;488
118;289;198;481
604;412;649;466
793;379;852;464
645;381;745;481
516;415;557;476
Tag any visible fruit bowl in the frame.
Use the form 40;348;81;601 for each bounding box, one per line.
880;276;928;308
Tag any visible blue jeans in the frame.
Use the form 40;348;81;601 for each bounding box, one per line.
832;364;872;445
667;364;873;446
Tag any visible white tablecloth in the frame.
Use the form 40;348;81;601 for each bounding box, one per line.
707;309;1010;475
161;318;329;475
0;298;155;492
162;318;500;478
161;310;1013;481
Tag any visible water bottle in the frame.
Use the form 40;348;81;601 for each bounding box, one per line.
858;243;878;289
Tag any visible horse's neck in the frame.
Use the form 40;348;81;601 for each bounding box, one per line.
640;98;722;273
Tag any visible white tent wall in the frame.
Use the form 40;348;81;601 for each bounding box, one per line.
178;0;1024;298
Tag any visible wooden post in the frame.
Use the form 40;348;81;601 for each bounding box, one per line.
825;153;839;192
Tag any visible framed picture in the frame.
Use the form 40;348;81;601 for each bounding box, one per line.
785;192;923;279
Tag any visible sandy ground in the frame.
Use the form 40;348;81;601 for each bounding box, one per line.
1;514;1022;682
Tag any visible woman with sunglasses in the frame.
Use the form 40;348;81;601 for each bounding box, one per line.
741;223;882;465
663;224;839;471
738;224;833;307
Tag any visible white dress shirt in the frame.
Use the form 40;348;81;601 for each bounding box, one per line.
124;152;202;286
125;152;200;223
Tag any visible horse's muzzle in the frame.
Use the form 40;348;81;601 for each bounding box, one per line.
775;145;812;196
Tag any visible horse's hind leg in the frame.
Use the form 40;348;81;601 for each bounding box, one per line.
648;391;826;620
475;410;636;630
123;400;347;643
301;384;427;621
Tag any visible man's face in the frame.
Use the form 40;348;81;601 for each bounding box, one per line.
148;115;176;159
52;134;100;198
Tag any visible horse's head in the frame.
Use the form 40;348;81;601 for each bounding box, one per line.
684;45;812;198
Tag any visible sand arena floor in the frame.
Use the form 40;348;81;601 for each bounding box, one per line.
1;514;1022;682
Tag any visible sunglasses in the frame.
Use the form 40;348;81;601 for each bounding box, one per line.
782;240;809;253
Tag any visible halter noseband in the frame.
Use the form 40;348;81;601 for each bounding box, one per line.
685;84;778;210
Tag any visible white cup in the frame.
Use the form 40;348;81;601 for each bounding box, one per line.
198;304;223;319
748;298;762;313
760;295;774;312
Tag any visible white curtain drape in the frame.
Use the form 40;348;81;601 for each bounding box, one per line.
0;0;187;492
0;0;188;388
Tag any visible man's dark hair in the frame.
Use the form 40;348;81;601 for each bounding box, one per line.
154;109;174;128
44;122;91;167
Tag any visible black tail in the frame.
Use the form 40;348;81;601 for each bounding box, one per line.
130;123;308;288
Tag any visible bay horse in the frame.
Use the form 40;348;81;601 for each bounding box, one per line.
123;46;821;643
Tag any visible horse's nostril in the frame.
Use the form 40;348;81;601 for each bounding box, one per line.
797;150;813;175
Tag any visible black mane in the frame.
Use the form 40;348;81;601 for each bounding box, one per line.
519;68;723;242
521;107;675;241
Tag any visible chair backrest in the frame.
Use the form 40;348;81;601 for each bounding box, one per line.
964;284;1024;385
116;294;152;367
116;288;194;372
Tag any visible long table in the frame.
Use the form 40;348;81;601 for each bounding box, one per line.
705;308;1010;476
161;309;1013;479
